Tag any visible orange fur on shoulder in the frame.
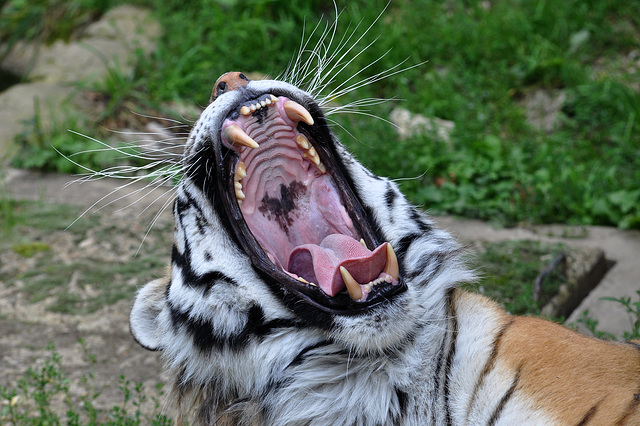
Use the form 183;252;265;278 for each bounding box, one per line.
500;315;640;424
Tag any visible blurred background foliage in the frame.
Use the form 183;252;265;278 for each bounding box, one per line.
2;0;639;228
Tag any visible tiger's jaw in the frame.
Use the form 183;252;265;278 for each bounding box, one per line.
198;76;407;316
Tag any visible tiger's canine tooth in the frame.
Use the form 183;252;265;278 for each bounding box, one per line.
316;162;327;174
340;266;363;301
384;244;399;281
240;106;251;116
296;134;310;150
284;100;314;126
224;125;259;149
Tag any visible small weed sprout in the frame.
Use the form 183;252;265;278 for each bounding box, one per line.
576;290;640;341
0;341;171;425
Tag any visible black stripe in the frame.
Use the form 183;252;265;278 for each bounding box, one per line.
576;401;600;426
231;305;299;348
286;340;331;369
396;388;408;417
186;136;240;248
395;233;420;259
487;365;522;426
614;393;640;425
465;318;516;420
172;244;238;293
404;252;447;282
185;190;208;235
443;289;458;426
170;303;298;352
408;208;433;233
431;332;448;425
385;184;398;209
170;306;217;352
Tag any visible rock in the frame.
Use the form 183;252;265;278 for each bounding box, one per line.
389;107;455;143
520;89;566;133
540;247;608;318
0;82;76;157
83;5;161;52
2;6;161;85
0;5;161;159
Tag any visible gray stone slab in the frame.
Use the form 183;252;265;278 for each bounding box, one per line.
436;216;640;338
0;82;76;158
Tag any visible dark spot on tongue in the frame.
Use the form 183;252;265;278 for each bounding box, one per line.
258;181;306;235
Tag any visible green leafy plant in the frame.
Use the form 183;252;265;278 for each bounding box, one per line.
576;291;640;341
10;99;137;174
601;291;640;340
0;342;171;425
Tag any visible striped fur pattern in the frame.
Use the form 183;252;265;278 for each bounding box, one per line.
129;76;640;425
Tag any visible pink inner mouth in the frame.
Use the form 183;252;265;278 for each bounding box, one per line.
222;95;398;300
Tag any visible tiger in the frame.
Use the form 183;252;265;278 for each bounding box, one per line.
125;31;640;426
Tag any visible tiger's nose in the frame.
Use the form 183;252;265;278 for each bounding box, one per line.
210;71;251;103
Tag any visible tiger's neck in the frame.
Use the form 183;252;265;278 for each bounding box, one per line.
170;296;456;425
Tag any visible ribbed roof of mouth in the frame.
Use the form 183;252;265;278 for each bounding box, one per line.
216;91;404;313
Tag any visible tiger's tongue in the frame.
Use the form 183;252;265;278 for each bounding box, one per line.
288;234;388;297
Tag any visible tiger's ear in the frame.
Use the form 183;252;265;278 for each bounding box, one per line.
130;278;169;351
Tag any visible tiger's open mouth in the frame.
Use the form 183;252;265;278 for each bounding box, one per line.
214;85;406;314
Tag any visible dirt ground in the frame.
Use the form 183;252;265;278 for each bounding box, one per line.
0;177;175;420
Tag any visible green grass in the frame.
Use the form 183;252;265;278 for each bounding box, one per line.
4;0;640;228
464;240;566;316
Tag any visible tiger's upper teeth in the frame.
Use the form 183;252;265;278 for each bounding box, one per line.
296;134;310;150
284;100;314;126
297;134;326;174
224;124;259;149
